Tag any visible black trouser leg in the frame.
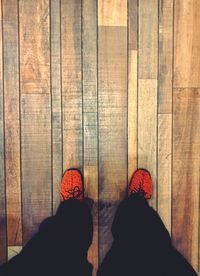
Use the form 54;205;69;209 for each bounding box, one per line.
0;199;93;276
97;194;197;276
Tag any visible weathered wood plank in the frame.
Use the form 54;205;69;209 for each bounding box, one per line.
19;0;51;244
158;0;173;113
138;79;157;208
98;0;127;27
172;88;200;273
98;0;127;263
19;0;50;94
61;0;83;171
51;0;62;214
139;0;158;79
174;0;200;87
158;114;171;233
3;0;22;246
0;0;7;263
138;0;158;208
128;0;138;181
21;95;51;243
82;0;98;274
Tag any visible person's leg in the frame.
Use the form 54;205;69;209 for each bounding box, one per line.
0;169;93;276
97;169;197;276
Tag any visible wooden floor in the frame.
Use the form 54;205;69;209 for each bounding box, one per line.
0;0;199;274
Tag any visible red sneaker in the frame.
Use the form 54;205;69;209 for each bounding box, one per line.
60;168;84;202
128;169;152;200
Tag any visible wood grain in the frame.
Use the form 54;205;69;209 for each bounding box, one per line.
82;0;98;274
174;0;200;87
98;0;127;26
139;0;158;79
0;0;7;263
158;114;171;233
98;0;127;262
128;0;138;181
19;0;50;94
172;88;200;273
158;0;173;114
138;79;157;208
51;0;62;214
3;0;22;246
61;0;83;171
19;0;51;244
21;95;51;243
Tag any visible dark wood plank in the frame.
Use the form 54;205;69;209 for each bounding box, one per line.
3;0;22;246
51;0;62;214
0;0;7;263
82;0;98;274
128;0;138;181
61;0;83;171
98;0;127;262
174;0;200;87
19;0;51;244
172;88;200;273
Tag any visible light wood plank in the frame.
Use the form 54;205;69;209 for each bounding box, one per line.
20;0;50;94
8;246;22;260
82;0;98;274
19;0;51;244
0;0;7;263
158;114;171;233
51;0;62;214
174;0;200;87
138;79;157;208
98;0;127;262
128;0;138;181
139;0;158;79
172;88;200;273
3;0;22;246
98;0;127;26
158;0;173;113
61;0;83;171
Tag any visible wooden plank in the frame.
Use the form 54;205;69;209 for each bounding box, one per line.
157;0;173;234
172;88;200;273
98;0;127;26
0;0;7;263
19;0;51;244
138;79;157;208
21;95;51;243
128;0;138;181
19;0;50;94
158;0;173;114
174;0;200;87
61;0;82;171
51;0;62;214
158;114;171;233
3;0;22;246
98;0;127;263
82;0;98;274
138;0;158;208
139;0;158;79
8;246;22;260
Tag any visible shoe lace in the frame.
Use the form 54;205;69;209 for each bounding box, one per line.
131;186;145;197
66;186;83;199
